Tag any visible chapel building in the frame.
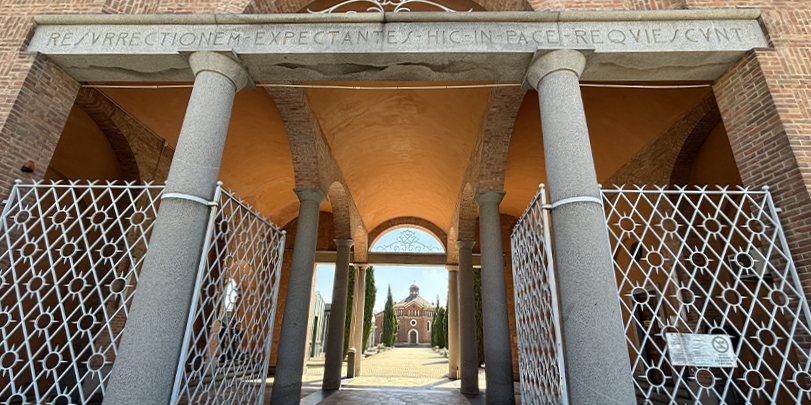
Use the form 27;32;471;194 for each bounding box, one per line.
373;284;435;346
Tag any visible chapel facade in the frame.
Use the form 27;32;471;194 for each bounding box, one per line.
373;284;435;346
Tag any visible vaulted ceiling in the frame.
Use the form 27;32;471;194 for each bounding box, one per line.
73;81;716;233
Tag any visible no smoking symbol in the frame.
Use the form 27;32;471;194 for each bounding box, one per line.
712;337;730;353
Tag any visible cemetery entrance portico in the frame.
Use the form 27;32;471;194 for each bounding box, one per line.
4;7;807;405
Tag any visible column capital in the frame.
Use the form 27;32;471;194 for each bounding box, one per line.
456;240;476;251
446;265;459;272
335;238;354;248
525;49;587;91
188;51;251;92
474;190;506;207
294;188;327;204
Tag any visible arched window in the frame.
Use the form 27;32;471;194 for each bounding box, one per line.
371;227;445;253
427;321;431;331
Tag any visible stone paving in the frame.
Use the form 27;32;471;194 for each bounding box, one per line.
262;347;522;404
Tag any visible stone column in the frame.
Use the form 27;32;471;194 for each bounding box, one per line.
475;192;515;405
352;265;367;376
322;239;353;390
457;241;479;394
446;265;460;380
270;189;326;405
526;49;636;404
103;52;249;405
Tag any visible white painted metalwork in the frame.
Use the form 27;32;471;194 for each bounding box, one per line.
171;188;285;405
307;0;471;13
0;180;163;405
0;180;285;405
510;185;568;405
371;229;443;253
603;185;811;405
512;184;811;404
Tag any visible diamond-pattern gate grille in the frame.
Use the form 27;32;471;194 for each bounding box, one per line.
602;186;811;405
510;186;568;405
0;181;285;405
0;181;163;404
511;185;811;405
171;189;285;405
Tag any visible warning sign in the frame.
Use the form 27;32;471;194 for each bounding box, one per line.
665;333;737;368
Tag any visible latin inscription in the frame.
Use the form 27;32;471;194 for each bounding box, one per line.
28;21;768;54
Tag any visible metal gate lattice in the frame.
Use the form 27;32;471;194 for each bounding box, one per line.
603;186;811;405
0;181;285;405
510;185;567;405
171;187;284;405
0;181;163;404
512;184;811;405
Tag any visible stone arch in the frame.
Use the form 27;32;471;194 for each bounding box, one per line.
368;217;448;251
327;181;352;240
354;224;368;263
668;100;723;186
407;328;419;344
73;88;143;182
457;183;478;242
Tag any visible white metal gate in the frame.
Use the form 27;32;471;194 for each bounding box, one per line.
0;181;285;405
511;185;568;405
511;185;811;405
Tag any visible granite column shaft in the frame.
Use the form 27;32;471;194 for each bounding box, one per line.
457;241;480;394
270;189;326;405
322;239;353;390
447;265;460;380
475;191;515;405
104;52;249;405
527;49;636;404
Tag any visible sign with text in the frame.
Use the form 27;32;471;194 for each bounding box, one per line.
665;333;737;368
29;20;767;55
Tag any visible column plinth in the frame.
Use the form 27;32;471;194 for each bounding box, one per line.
475;191;515;405
526;49;636;404
457;240;479;395
270;189;326;405
104;51;249;405
322;238;354;390
446;265;460;380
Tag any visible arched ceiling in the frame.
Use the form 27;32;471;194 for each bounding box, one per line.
501;85;712;218
98;81;715;236
305;82;491;231
99;86;300;227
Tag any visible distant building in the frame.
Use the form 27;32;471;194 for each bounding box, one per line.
373;284;435;347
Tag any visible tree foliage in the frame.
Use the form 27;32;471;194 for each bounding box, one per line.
362;266;377;351
431;298;448;349
342;265;356;358
382;285;397;346
474;267;485;366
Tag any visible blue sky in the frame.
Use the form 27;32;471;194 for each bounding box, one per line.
313;228;449;314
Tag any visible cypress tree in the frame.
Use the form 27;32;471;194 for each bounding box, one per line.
474;267;485;366
431;300;438;346
444;300;449;349
342;265;356;358
362;266;377;350
382;285;397;346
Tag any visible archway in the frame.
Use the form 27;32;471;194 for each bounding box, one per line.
408;329;418;345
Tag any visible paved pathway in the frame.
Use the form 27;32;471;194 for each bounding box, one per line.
263;347;522;404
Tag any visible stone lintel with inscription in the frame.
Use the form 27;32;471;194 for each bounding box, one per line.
27;16;769;82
